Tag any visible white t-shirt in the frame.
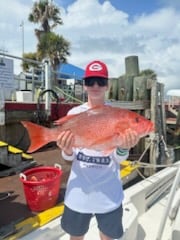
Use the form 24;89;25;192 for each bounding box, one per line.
62;103;129;213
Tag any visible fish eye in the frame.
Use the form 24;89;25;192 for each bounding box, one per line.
135;117;139;123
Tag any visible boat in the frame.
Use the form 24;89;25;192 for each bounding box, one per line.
4;160;178;240
123;161;180;240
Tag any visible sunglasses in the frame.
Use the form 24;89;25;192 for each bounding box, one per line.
84;77;108;87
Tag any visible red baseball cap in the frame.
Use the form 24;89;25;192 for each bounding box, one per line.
84;60;108;79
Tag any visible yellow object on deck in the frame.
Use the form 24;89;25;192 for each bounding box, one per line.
8;145;23;154
0;141;8;147
120;160;139;179
0;141;34;168
5;203;64;240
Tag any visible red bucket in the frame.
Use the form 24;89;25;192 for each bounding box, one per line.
20;164;63;212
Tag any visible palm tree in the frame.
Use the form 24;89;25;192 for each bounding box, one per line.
23;0;71;87
28;0;63;40
37;32;70;85
22;52;39;72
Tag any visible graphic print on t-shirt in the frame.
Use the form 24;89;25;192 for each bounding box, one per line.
77;152;111;165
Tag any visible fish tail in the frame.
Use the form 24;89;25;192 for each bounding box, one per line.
21;121;56;153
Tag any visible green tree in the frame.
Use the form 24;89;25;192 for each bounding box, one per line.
28;0;63;39
22;52;39;72
37;32;70;85
22;0;70;87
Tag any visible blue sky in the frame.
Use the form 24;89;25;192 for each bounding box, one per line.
59;0;158;14
103;0;159;16
0;0;180;95
59;0;179;16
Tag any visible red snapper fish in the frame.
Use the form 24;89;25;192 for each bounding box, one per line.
21;105;154;153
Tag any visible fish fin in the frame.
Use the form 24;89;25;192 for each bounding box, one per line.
21;121;55;153
54;105;108;125
54;114;79;125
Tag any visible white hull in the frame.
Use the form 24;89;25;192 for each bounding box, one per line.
20;161;180;240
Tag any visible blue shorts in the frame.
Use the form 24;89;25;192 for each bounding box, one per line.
61;205;123;238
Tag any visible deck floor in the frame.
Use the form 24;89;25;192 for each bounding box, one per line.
20;216;100;240
137;193;172;240
0;146;136;239
0;147;71;228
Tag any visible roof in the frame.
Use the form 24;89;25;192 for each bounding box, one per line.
57;63;85;80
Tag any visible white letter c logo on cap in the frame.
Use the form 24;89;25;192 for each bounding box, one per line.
89;63;102;71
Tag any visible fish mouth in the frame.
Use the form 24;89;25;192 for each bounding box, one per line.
147;123;155;134
141;123;154;137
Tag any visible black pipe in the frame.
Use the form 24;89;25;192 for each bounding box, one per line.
35;89;60;125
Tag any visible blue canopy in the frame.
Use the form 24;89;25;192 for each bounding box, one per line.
57;63;85;80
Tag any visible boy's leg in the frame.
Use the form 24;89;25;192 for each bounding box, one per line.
96;205;123;240
61;205;92;237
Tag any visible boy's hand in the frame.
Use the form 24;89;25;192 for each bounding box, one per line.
56;130;74;156
120;129;140;149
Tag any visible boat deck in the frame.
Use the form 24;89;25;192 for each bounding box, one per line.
0;147;71;228
19;174;179;240
138;192;172;240
0;146;138;239
19;215;100;240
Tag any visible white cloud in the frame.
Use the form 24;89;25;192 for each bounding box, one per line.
0;2;36;51
0;1;38;74
0;0;180;94
58;1;180;92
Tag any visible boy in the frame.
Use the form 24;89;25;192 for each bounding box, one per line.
57;60;139;240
